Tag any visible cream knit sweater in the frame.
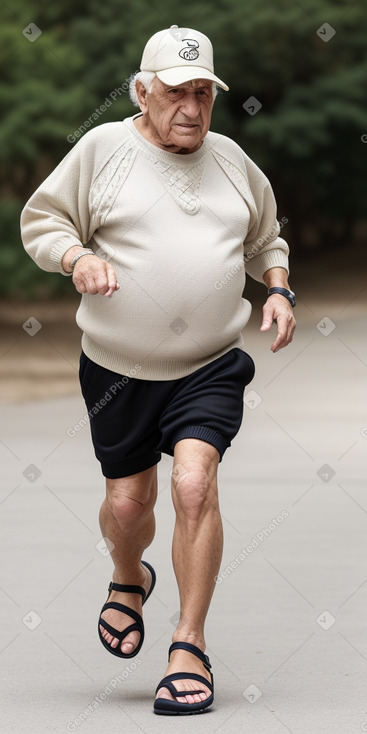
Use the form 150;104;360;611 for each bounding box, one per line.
21;113;289;380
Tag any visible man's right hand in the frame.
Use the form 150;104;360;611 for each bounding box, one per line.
62;246;120;298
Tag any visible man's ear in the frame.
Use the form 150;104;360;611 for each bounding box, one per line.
135;81;148;113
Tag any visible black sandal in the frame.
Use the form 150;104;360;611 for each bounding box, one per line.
154;641;214;715
98;560;156;659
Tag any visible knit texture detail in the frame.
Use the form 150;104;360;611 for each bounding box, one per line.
49;236;81;274
244;247;289;282
153;159;204;214
90;139;137;225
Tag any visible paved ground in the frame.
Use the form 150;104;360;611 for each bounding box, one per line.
1;259;367;733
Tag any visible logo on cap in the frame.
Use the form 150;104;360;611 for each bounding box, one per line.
179;38;200;61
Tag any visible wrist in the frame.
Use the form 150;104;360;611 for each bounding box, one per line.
62;245;84;273
69;248;96;272
262;266;290;290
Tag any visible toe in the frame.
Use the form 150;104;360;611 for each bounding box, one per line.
156;687;172;700
186;694;197;704
175;693;202;704
156;682;210;706
99;622;141;654
120;630;140;655
121;641;133;654
100;627;111;643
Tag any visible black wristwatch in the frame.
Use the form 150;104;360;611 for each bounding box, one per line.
267;287;296;308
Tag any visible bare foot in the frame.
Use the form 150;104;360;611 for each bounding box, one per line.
99;563;152;655
155;645;212;705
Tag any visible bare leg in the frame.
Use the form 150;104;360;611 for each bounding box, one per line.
155;438;222;706
99;464;158;655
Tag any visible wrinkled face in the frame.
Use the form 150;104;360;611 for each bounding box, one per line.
136;77;215;153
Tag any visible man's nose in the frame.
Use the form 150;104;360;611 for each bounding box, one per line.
180;93;201;119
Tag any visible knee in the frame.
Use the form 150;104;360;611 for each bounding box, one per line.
105;471;157;531
106;491;148;532
171;465;216;521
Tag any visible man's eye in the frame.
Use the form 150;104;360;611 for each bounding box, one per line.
168;89;180;94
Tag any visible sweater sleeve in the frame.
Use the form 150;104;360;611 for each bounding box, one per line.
20;130;100;276
242;155;289;284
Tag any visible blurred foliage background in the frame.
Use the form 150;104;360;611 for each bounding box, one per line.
1;0;366;299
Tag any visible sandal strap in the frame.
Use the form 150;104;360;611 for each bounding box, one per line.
108;581;146;599
141;561;156;605
99;618;142;641
168;641;212;672
107;561;156;603
155;671;213;696
100;601;143;626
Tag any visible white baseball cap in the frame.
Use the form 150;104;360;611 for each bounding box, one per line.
140;26;229;91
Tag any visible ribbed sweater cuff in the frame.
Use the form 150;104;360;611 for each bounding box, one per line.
50;236;83;276
245;245;289;283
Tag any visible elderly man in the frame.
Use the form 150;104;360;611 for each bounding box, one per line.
21;26;296;715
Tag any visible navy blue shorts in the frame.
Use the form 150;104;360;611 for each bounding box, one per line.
79;347;255;478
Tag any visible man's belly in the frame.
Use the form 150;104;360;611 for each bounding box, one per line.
77;247;251;363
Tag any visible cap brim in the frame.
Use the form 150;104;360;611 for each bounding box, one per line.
156;66;229;91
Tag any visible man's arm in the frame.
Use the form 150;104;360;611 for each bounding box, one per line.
260;266;296;352
20;126;120;298
236;153;296;352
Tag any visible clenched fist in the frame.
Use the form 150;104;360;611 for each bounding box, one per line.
62;246;120;298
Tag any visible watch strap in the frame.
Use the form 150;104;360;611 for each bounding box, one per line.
267;287;296;307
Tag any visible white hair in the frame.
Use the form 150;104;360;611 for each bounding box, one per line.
129;71;157;107
128;70;218;108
